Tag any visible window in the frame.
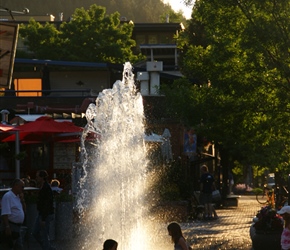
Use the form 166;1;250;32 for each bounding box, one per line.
14;78;42;96
148;35;158;44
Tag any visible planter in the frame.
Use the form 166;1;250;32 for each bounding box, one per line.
250;224;282;250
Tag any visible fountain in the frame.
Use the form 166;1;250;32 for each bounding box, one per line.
74;62;165;250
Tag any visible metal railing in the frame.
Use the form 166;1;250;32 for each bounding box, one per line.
0;89;94;97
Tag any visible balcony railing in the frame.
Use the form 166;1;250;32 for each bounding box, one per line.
0;89;94;97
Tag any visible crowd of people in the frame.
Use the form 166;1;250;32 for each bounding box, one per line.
1;165;290;249
0;170;61;250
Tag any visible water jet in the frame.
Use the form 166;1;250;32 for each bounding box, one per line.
74;62;169;250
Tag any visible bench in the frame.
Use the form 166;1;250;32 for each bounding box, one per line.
223;194;241;207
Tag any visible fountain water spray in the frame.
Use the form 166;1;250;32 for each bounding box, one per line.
75;62;152;250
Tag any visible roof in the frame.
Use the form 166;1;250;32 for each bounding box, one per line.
132;23;185;32
160;71;184;80
10;114;47;124
15;58;108;68
139;44;177;49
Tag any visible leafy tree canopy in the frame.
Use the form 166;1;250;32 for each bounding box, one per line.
19;5;144;63
162;0;290;174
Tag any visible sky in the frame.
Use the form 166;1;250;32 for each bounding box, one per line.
163;0;193;19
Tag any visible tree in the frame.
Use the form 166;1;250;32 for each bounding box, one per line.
19;4;143;63
162;0;290;177
19;20;62;59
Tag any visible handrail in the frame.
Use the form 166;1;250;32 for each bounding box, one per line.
0;89;94;97
1;89;91;93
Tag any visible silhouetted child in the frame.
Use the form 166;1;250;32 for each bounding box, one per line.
278;206;290;250
167;222;192;250
103;239;118;250
50;179;63;194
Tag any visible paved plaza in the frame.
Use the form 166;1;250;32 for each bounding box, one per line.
25;195;263;250
183;195;262;250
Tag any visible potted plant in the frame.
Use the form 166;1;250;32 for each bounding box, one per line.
250;205;283;250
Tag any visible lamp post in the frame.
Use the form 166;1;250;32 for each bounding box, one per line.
15;131;20;179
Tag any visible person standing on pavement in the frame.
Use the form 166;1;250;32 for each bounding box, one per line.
200;165;217;220
32;170;55;250
278;206;290;250
0;178;26;250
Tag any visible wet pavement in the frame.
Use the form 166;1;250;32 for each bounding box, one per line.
25;195;262;250
183;195;262;250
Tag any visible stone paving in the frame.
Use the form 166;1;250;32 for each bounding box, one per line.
182;195;262;250
26;195;262;250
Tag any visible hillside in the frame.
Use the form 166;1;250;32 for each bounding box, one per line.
1;0;179;23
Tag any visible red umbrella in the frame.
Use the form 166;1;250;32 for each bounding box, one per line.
0;124;21;178
0;124;21;141
0;123;21;132
3;116;83;143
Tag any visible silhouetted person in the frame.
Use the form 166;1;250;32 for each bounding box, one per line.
50;179;63;195
32;170;55;250
167;222;191;250
278;206;290;250
103;239;118;250
200;165;216;219
0;179;26;250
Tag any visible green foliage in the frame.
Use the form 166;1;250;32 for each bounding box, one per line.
19;4;143;63
231;161;244;183
164;0;290;172
20;19;62;59
151;161;191;201
252;187;263;195
0;143;9;150
14;151;27;161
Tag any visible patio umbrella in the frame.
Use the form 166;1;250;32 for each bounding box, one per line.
3;116;83;143
0;124;19;140
0;124;21;178
0;123;20;132
144;132;164;143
